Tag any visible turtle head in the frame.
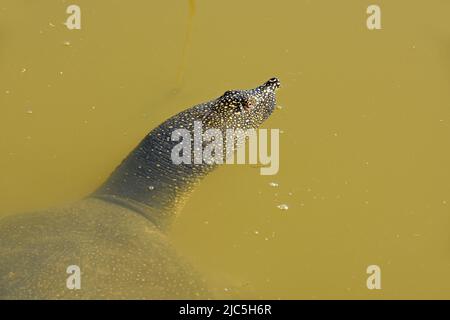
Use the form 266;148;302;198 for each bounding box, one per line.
203;77;281;130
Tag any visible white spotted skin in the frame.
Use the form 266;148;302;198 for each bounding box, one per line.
95;78;281;229
0;78;280;299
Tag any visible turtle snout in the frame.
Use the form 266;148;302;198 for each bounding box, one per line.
263;77;281;91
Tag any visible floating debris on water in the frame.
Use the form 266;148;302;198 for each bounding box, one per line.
276;105;283;110
25;109;33;114
269;182;279;187
49;22;55;28
277;204;289;211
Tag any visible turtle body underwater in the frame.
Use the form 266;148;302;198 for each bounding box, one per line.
0;78;281;299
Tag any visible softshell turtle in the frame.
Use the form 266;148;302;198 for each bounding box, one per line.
0;78;281;299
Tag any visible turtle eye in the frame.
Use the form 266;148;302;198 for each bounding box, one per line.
245;96;257;110
238;96;257;112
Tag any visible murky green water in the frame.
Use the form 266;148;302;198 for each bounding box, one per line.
1;0;450;299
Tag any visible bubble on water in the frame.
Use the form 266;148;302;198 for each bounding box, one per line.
443;200;447;205
254;230;259;235
26;109;33;114
21;68;27;73
147;186;155;191
276;105;283;110
277;204;289;211
269;182;279;187
49;22;55;27
63;41;71;46
5;90;10;94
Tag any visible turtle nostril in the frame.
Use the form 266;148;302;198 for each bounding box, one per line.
264;77;281;90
